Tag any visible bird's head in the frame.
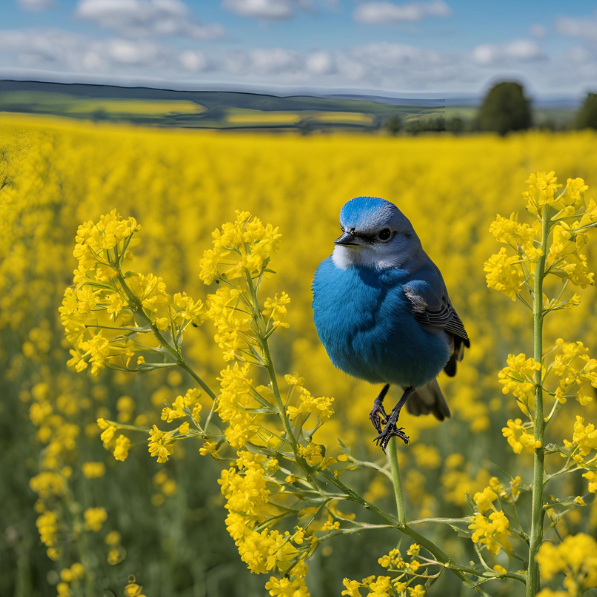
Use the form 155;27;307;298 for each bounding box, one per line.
332;196;423;270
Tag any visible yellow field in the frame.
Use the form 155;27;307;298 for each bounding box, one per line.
0;92;205;115
312;111;374;124
2;114;597;596
226;109;302;124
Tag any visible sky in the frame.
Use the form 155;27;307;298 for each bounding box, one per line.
1;0;597;97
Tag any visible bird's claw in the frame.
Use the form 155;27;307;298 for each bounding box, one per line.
369;403;388;434
373;422;409;452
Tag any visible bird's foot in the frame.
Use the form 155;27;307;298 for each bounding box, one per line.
373;422;409;452
369;401;389;434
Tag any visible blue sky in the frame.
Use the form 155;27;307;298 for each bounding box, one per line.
1;0;597;96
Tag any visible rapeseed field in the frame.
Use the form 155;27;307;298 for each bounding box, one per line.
3;114;597;597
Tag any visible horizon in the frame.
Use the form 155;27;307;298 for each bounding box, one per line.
0;76;588;108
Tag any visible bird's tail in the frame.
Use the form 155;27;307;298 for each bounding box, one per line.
406;378;451;421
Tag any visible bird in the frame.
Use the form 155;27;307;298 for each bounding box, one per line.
312;196;470;452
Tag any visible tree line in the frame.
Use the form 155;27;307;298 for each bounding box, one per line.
385;82;597;136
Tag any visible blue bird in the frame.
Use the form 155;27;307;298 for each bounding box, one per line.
312;197;470;451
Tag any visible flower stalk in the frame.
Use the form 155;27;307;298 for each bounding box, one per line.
526;206;550;596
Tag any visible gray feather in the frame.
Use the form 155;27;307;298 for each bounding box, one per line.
406;378;451;421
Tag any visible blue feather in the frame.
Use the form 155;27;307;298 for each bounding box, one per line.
312;256;451;389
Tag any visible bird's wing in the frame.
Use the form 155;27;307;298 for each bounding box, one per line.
403;278;470;377
403;282;470;346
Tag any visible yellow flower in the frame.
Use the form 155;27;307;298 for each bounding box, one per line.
124;575;147;597
583;471;597;493
263;292;291;329
366;576;392;597
265;574;310;597
217;364;259;448
484;248;524;301
378;548;404;569
36;511;58;546
502;419;540;454
341;579;363;597
563;416;597;462
537;534;597;592
299;443;324;467
199;440;219;458
82;462;106;479
523;171;562;216
287;386;334;424
147;425;174;463
489;213;541;261
498;353;540;410
469;510;511;555
199;211;282;285
113;435;131;462
105;531;121;546
473;486;498;513
84;507;107;532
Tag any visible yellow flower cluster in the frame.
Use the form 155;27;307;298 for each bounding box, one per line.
218;451;306;583
161;387;202;423
217;364;261;448
469;510;512;555
286;382;335;424
486;172;596;301
61;210;206;376
84;507;107;532
342;575;425;597
8;113;597;596
563;416;597;465
489;213;542;261
483;248;525;301
498;353;540;411
124;575;147;597
536;534;597;595
502;418;541;454
551;339;597;405
199;210;282;285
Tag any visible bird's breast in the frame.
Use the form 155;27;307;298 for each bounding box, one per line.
312;258;450;387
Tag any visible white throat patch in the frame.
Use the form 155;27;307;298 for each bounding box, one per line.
332;245;401;270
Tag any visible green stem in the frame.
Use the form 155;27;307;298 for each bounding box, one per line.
527;206;550;597
244;271;303;467
331;439;485;590
388;437;406;525
116;273;216;400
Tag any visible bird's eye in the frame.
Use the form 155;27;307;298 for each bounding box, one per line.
378;228;392;241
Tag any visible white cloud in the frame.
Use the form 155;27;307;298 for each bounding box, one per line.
305;51;335;75
180;50;208;71
0;29;170;72
75;0;224;39
222;0;295;20
354;0;451;25
530;23;546;38
473;39;546;65
566;46;593;63
556;14;597;42
17;0;56;10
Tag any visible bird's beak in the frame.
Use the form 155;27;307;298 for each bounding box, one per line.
334;231;359;246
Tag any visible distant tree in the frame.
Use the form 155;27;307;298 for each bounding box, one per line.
478;82;532;136
575;93;597;130
386;115;402;135
427;115;445;132
447;116;465;134
406;115;445;135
